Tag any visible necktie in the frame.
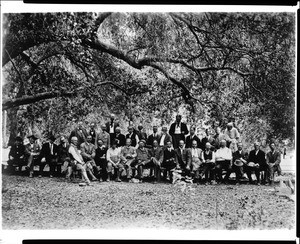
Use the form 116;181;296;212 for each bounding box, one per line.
50;143;53;155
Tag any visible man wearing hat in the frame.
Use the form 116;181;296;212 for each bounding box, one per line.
25;134;41;178
232;142;248;185
8;136;25;174
38;135;59;178
224;122;240;152
245;142;267;185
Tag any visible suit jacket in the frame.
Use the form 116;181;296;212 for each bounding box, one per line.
158;133;173;147
125;132;139;147
266;150;281;165
248;149;266;166
9;144;25;159
105;121;119;134
169;122;189;138
233;150;248;163
146;133;161;148
115;133;126;147
88;128;97;144
185;134;201;149
39;142;58;161
69;128;88;147
175;147;191;167
149;147;164;164
189;147;202;160
136;131;148;141
163;148;178;164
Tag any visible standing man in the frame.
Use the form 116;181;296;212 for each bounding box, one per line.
88;122;97;145
69;122;88;149
114;127;126;148
80;135;98;180
175;140;191;173
38;135;59;178
211;127;226;151
136;124;148;141
97;124;110;149
169;115;189;149
266;142;282;186
185;126;201;149
57;135;70;176
95;139;108;181
161;141;178;183
106;114;119;142
215;139;233;184
146;125;160;148
120;138;137;180
126;126;139;149
158;126;173;149
186;140;203;183
224;122;240;152
246;141;267;185
232;142;247;185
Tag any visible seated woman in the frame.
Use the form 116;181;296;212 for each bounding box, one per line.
106;140;123;182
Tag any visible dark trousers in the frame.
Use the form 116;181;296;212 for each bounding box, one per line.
267;163;282;183
172;134;183;149
39;157;58;175
201;163;215;182
27;155;40;173
232;165;243;183
96;158;108;180
161;159;177;182
215;160;231;182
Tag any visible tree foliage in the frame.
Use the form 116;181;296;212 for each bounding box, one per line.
2;12;295;147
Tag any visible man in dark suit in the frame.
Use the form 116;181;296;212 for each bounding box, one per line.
136;124;148;141
158;126;173;149
146;125;160;148
105;114;119;142
88;122;97;145
114;127;126;148
175;140;191;173
266;142;281;185
161;141;178;183
232;142;248;185
69;122;88;149
125;126;139;148
169;115;189;149
185;126;201;149
38;135;59;178
7;136;25;174
246;141;267;185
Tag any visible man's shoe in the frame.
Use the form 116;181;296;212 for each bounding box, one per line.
38;175;42;178
236;182;240;186
29;172;33;178
49;175;53;178
116;178;121;182
91;178;98;182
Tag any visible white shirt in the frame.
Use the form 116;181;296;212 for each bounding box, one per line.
215;147;232;161
159;134;166;146
68;145;84;164
174;123;181;134
191;148;199;158
109;124;114;133
106;147;121;163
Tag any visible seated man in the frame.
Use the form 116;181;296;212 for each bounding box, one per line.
266;142;281;186
57;135;70;176
246;141;266;185
25;135;41;178
161;141;178;183
232;142;247;185
149;140;164;182
186;140;203;183
38;135;59;178
120;138;137;180
95;139;108;181
175;140;191;174
200;142;216;185
214;139;233;184
66;136;92;185
80;135;98;180
7;136;25;174
106;140;123;182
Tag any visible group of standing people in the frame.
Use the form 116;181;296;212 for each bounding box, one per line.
7;114;282;186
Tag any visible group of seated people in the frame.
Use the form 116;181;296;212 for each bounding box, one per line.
6;114;282;186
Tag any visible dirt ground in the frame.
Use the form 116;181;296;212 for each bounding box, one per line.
2;174;295;230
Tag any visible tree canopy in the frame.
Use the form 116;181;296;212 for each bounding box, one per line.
1;12;295;147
